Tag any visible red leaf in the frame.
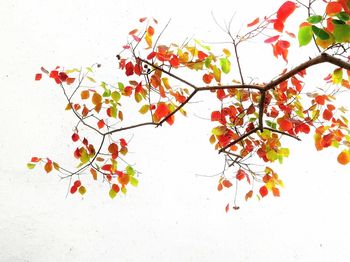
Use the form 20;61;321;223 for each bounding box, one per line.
58;72;68;82
315;95;326;105
97;119;105;129
147;26;154;36
132;35;141;42
211;111;222;121
259;186;268;197
247;17;260;27
217;183;223;191
120;138;128;147
35;73;42;81
222;179;233;188
70;185;78;194
74;148;81;159
277;1;297;22
279;118;293;131
291;76;302;92
225;203;230;213
326;2;343;15
31;157;41;162
112;183;120;193
236;169;246;181
277;40;290;49
170;55;180;68
274;20;284;32
147;52;156;60
197;51;208;60
125;62;134;76
264;35;280;43
101;164;112;172
202;73;214;84
323;109;333;121
73;180;81;187
216;89;226;100
129;29;138;35
71;133;79;142
154;102;170;120
139;17;147;23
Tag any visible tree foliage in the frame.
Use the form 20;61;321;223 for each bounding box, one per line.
29;0;350;211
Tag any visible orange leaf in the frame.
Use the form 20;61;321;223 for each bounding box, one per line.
81;90;90;99
44;161;52;173
90;168;97;180
245;190;253;201
92;92;102;105
247;17;259;27
66;77;75;85
118;173;130;185
337;150;350;165
272;187;280;197
147;26;154;36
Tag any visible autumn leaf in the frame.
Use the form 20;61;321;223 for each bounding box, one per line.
259;186;268;197
247;17;259;27
337;150;350;165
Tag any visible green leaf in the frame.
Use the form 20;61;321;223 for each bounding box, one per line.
312;26;330;40
194;39;211;51
102;89;111;97
27;163;36;169
86;67;93;73
336;12;350;22
265;120;277;129
130;176;139;187
121;186;127;194
333;23;350;42
219;58;231;74
118;82;124;92
298;26;313;46
126;165;135;176
307;15;323;24
266;150;278;162
332;19;345;25
86;76;96;83
111;91;121;102
109;189;117;199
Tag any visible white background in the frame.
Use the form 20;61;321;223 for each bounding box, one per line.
1;0;350;261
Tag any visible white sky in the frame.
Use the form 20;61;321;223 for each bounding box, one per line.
1;0;350;261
